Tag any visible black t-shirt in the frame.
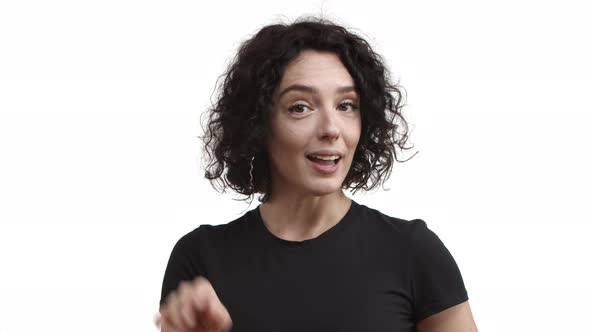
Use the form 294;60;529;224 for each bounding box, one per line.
160;200;469;331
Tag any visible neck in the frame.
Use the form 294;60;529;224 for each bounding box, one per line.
259;190;351;242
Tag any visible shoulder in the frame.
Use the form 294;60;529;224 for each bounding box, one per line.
356;202;427;239
356;203;450;262
175;208;257;247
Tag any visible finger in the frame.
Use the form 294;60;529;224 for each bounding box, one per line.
160;312;182;332
219;304;233;332
186;287;215;329
188;277;232;332
154;312;161;328
201;297;221;330
171;288;205;332
216;304;233;332
190;281;232;332
165;291;187;331
178;284;198;329
200;296;233;332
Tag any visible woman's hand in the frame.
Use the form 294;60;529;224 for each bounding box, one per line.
156;276;233;332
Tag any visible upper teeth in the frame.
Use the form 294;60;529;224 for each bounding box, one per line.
310;155;339;160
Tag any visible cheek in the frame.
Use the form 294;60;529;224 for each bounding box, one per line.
272;121;307;149
268;125;307;163
276;134;305;157
345;118;362;147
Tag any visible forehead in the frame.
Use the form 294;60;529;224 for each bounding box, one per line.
277;50;355;92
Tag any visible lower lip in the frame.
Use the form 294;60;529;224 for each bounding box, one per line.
307;157;340;174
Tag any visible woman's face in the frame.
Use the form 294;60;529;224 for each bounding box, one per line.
267;50;362;198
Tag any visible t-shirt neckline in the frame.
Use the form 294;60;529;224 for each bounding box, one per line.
252;199;360;248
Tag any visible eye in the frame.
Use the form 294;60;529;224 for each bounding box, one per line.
287;103;312;114
337;101;360;112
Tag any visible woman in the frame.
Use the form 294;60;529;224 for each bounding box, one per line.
157;17;478;332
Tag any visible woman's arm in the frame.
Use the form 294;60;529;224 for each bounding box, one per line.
416;301;478;332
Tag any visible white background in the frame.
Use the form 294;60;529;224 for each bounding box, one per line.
1;0;589;331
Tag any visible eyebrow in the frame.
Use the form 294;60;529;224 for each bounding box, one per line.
277;84;357;98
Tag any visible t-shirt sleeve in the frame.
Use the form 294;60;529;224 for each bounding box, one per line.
408;219;469;321
159;226;207;307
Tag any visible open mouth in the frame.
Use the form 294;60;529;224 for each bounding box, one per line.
306;155;342;166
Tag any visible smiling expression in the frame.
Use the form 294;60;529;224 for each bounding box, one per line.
266;50;362;198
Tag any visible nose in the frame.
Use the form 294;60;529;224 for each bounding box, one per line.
317;107;340;141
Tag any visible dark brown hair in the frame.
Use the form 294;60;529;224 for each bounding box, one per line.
200;16;414;203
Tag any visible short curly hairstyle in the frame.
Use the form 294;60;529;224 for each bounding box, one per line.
200;16;414;203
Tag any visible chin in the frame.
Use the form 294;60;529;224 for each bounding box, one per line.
305;180;344;196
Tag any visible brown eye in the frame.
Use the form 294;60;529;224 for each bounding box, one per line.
337;102;360;112
287;103;311;114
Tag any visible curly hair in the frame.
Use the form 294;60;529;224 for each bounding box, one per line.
200;16;415;203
